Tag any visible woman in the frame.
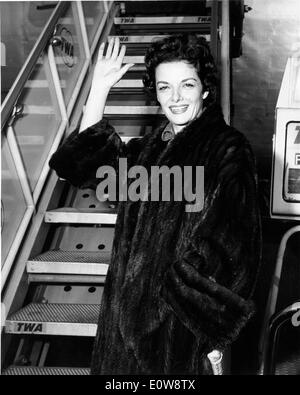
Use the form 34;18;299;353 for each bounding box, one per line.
49;34;261;374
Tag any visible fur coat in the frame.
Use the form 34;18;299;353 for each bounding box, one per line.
49;103;261;375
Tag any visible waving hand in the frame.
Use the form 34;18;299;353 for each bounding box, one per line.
92;37;134;90
80;37;134;131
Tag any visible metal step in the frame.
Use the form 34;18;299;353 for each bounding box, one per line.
28;274;106;284
2;366;90;375
27;250;110;276
5;303;99;336
109;34;210;44
45;208;117;225
113;79;144;89
128;64;146;72
123;55;144;64
120;56;146;71
114;16;211;25
104;105;162;115
109;34;168;43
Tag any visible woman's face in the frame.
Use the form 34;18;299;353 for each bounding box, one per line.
155;61;204;133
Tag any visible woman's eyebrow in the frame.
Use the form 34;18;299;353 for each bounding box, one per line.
182;78;198;82
156;80;169;85
156;78;198;85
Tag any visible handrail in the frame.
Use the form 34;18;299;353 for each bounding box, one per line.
259;225;300;369
1;1;69;131
262;302;300;375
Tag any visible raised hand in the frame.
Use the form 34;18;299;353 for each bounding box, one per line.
91;37;135;91
80;37;134;132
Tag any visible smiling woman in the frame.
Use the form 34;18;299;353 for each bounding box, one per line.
155;62;204;133
144;34;218;110
49;34;261;375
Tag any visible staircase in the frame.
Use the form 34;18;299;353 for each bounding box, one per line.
2;0;231;374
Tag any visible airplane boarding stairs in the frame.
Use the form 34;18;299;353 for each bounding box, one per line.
1;0;237;374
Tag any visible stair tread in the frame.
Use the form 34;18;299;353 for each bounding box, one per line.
114;16;211;24
113;79;144;89
109;34;210;43
123;56;144;63
7;303;100;324
45;209;117;225
27;250;110;276
29;250;111;264
2;366;90;375
104;105;162;115
46;207;117;213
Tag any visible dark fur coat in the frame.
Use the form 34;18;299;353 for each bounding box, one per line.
49;104;261;374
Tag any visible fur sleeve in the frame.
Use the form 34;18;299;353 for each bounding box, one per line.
49;119;149;188
162;134;261;351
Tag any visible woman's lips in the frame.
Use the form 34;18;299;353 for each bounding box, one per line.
169;105;189;114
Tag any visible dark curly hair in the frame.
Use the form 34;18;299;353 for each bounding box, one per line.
143;34;218;107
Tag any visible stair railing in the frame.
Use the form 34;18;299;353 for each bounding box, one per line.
1;1;115;293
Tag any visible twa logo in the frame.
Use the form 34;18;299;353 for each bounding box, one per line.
16;322;43;333
54;24;74;68
291;303;300;327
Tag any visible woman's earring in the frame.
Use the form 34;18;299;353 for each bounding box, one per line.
202;91;209;100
